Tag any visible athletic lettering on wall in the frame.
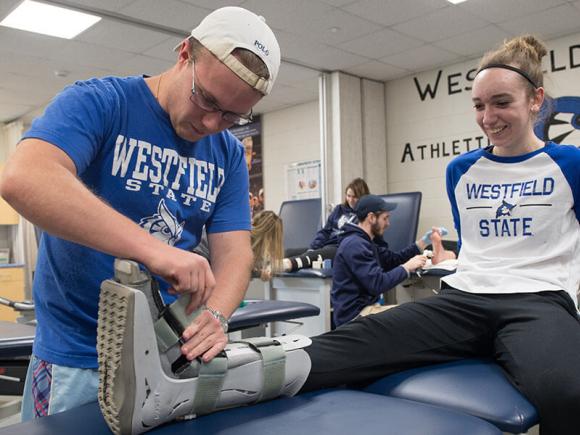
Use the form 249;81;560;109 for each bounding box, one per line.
401;39;580;164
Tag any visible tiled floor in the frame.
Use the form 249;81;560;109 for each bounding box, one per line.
0;396;21;428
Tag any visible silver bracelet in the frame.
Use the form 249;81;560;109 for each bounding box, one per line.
203;305;228;333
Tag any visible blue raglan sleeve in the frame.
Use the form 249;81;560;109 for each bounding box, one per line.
22;79;118;174
346;241;408;296
547;144;580;222
310;205;340;249
205;136;252;233
446;158;463;250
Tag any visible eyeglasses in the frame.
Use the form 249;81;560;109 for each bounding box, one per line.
190;61;254;126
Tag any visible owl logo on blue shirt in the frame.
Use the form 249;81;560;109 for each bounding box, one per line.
495;200;516;218
140;199;184;246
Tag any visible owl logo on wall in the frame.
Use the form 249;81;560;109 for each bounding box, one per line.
535;96;580;146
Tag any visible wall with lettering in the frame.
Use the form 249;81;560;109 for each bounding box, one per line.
385;32;580;240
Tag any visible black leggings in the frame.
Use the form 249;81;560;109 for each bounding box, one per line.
301;288;580;435
286;245;337;272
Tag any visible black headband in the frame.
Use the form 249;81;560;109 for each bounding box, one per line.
477;63;538;89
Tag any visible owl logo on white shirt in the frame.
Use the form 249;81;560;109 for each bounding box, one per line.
495;200;516;218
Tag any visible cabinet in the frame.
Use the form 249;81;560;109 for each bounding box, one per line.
0;265;25;322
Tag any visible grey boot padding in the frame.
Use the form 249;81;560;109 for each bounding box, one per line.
97;259;312;435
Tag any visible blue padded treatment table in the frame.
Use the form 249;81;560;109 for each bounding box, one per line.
0;389;503;435
229;299;319;330
363;359;539;433
0;300;320;358
0;321;36;359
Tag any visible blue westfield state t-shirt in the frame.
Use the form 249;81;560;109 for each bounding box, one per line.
23;76;251;368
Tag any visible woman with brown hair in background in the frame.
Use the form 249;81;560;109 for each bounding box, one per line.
283;177;370;272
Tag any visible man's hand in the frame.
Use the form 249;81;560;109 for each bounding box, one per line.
180;309;228;362
146;247;216;314
402;255;427;274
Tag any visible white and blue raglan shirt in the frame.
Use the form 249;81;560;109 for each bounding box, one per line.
23;76;251;368
442;142;580;307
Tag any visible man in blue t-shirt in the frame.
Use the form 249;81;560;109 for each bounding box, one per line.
0;7;280;418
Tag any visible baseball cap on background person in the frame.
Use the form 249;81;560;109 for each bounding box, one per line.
355;194;397;220
175;6;281;95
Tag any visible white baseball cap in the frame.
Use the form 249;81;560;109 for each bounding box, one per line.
175;7;280;95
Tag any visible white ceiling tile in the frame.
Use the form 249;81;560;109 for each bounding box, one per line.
319;0;358;7
0;74;59;104
497;4;580;40
63;0;138;12
0;28;67;59
0;0;21;20
253;99;292;115
276;63;320;86
264;83;319;106
76;19;172;53
339;28;424;59
381;44;462;72
0;101;35;123
0;52;48;76
342;0;449;26
290;9;382;45
433;25;514;57
1;0;580;123
393;6;490;42
53;40;137;71
240;0;333;31
344;60;408;81
179;0;246;9
119;0;209;31
254;82;317;114
276;31;369;71
143;36;183;61
114;54;173;77
457;0;568;23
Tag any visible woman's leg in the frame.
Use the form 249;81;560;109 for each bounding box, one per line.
301;289;494;391
493;291;580;435
284;245;338;272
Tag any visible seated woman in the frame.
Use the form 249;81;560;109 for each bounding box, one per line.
283;177;370;272
194;210;284;281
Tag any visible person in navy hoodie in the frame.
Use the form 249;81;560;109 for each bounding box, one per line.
331;194;435;327
283;177;369;272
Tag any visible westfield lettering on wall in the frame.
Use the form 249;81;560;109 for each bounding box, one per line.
413;41;580;102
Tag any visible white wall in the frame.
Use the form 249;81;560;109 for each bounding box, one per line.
262;100;320;214
385;32;580;240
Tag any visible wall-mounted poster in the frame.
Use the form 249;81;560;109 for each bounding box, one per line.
285;160;321;200
230;116;264;215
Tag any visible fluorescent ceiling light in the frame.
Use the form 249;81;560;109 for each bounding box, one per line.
0;0;101;39
447;0;468;4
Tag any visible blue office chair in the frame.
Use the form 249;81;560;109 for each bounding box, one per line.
380;191;422;251
279;198;321;257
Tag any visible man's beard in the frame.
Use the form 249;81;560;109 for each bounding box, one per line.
371;221;384;238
